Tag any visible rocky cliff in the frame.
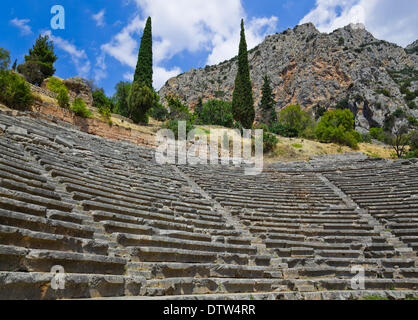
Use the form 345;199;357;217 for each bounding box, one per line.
159;23;418;132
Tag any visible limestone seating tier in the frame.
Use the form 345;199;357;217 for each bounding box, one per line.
0;111;417;299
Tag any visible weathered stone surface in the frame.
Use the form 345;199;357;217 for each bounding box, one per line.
6;126;27;136
62;77;94;107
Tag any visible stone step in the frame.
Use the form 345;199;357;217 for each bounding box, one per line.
0;245;126;275
0;225;108;255
0;187;73;212
117;234;257;255
127;262;270;280
145;277;282;296
129;247;250;265
0;178;61;200
103;290;418;300
0;271;145;300
0;209;95;239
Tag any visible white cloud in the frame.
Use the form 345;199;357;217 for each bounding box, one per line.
101;16;144;69
101;0;278;89
300;0;418;47
154;66;182;89
94;53;107;82
44;31;91;78
10;18;32;35
92;9;106;27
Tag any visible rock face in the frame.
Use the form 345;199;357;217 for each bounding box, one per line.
159;23;418;132
62;77;94;107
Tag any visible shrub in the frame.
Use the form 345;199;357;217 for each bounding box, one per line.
199;99;234;128
278;105;315;137
128;82;155;124
262;132;279;154
0;48;11;71
57;88;70;108
335;98;350;110
17;61;44;86
71;98;92;118
315;109;361;148
370;127;385;141
150;102;168;121
361;133;372;143
408;116;418;127
377;89;391;97
167;95;192;122
0;71;33;110
162;120;194;140
47;77;66;93
338;37;345;46
270;122;299;137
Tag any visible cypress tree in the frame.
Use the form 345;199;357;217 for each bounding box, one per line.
134;17;153;89
259;75;277;125
232;19;254;129
195;97;203;119
129;17;154;124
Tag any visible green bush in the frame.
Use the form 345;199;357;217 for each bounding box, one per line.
0;71;33;110
278;105;315;138
46;77;70;109
71;98;92;118
47;77;66;93
408;116;418;127
315;109;361;148
150;102;169;121
0;48;11;71
370;127;385;141
57;88;70;108
128;82;155;124
270;121;299;137
361;133;372;143
199;99;234;127
167;95;193;122
162;120;194;140
262;132;279;153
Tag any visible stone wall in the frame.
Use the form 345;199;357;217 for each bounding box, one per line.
29;102;155;147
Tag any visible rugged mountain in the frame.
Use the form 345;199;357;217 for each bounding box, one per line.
159;23;418;132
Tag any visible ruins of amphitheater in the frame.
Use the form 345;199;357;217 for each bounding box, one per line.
0;110;418;300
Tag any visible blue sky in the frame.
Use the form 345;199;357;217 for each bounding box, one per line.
1;0;417;96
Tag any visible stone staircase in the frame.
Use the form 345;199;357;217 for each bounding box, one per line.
0;110;417;300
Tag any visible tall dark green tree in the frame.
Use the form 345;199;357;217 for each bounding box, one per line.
134;17;153;89
259;75;277;125
17;34;57;85
195;97;203;118
232;19;254;129
112;81;131;117
129;17;154;124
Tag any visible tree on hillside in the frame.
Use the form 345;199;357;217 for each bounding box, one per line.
194;97;203;119
129;17;154;124
0;48;11;71
259;75;277;126
112;81;131;118
128;81;155;124
232;19;254;129
134;17;153;89
12;59;17;72
385;125;410;158
17;34;57;86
